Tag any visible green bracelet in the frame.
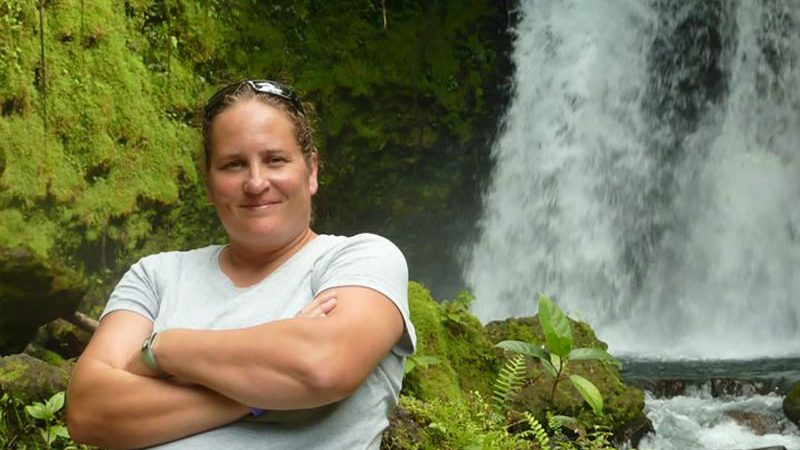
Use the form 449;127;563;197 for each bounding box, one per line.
141;331;167;377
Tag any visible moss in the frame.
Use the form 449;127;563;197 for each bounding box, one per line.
0;354;69;405
784;382;800;426
403;282;464;402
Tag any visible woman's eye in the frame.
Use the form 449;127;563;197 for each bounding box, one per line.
223;161;245;170
267;156;286;165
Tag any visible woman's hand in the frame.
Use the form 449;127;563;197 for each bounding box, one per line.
296;291;337;318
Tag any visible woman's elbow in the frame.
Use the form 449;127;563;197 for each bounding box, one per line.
304;359;367;402
66;404;95;445
66;397;127;449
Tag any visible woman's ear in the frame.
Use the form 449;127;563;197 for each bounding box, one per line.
308;151;319;196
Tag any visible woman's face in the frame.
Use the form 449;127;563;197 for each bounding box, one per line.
205;99;318;251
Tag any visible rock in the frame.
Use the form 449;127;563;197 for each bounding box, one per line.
0;246;86;355
725;410;785;436
639;379;689;398
401;283;497;402
486;316;652;447
42;318;92;359
0;353;69;404
784;382;800;427
381;404;423;450
388;283;650;448
711;378;770;397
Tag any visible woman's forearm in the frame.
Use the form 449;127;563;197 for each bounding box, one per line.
150;287;403;410
67;357;248;449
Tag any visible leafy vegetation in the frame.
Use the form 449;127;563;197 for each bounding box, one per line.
384;284;645;449
491;353;526;413
1;391;91;450
497;294;620;415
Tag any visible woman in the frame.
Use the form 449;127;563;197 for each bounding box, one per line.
66;80;416;449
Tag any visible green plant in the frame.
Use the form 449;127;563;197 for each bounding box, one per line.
521;411;550;449
441;291;476;326
1;392;30;449
404;354;441;375
546;413;617;450
24;391;70;449
491;353;526;413
496;294;620;415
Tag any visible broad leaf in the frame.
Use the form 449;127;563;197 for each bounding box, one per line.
549;353;562;372
46;391;65;414
52;424;70;439
404;359;416;374
539;358;558;378
496;340;549;361
568;348;621;367
538;294;572;357
569;374;603;415
25;403;51;420
549;414;578;430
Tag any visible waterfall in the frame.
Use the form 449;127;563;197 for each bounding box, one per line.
465;0;800;359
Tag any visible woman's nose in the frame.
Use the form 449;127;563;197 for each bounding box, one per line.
243;168;269;194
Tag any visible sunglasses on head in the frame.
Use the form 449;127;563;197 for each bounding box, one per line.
204;79;305;118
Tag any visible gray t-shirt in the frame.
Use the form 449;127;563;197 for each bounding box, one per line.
101;233;416;449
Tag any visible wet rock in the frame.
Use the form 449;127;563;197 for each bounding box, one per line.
0;246;86;355
711;378;770;397
0;353;69;404
784;382;800;427
724;410;785;436
639;379;689;398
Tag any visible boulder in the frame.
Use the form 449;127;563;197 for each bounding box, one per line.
711;378;770;397
0;353;69;404
0;246;86;355
486;316;652;446
784;382;800;427
725;410;785;435
41;318;92;359
401;283;498;402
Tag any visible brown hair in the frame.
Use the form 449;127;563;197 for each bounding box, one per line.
201;82;318;171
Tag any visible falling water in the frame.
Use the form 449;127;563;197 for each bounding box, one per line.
465;0;800;359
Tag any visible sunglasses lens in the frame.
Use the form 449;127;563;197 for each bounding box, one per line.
205;80;304;118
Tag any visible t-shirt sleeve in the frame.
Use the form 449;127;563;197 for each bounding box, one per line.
100;254;162;322
313;234;416;357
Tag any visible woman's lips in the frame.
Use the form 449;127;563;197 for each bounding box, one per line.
241;201;279;210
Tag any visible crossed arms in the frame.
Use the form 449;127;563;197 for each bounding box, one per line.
66;287;404;449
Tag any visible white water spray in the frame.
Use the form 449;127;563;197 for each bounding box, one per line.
465;0;800;359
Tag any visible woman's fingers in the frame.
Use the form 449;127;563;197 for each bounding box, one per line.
296;291;337;318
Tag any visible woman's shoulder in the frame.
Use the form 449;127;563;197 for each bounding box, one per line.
315;233;404;257
310;233;407;276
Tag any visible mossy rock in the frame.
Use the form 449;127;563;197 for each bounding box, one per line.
0;353;69;405
402;282;498;402
487;317;650;443
0;246;86;355
41;318;92;359
784;382;800;426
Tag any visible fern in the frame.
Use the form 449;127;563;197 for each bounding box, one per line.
522;411;550;450
492;354;526;413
